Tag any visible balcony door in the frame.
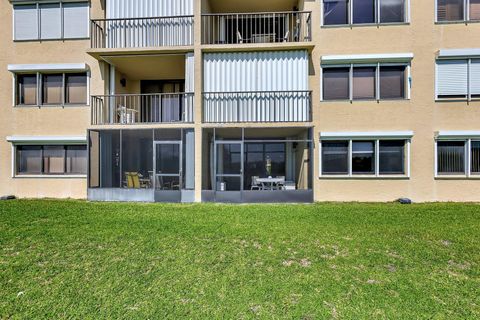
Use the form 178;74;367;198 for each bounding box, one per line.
141;80;185;123
215;141;243;193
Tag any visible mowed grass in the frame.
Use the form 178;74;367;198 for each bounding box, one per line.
0;200;479;319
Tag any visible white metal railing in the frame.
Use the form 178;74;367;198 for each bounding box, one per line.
203;91;312;123
91;16;194;48
202;11;311;45
91;93;194;125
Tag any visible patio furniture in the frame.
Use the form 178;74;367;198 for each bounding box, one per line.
256;177;285;190
252;33;275;43
275;176;286;190
117;105;138;124
251;176;263;190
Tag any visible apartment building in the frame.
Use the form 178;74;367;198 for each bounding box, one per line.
0;0;479;203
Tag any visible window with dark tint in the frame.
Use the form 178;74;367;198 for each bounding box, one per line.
380;0;405;23
16;146;42;175
471;141;480;174
380;66;405;99
66;145;87;174
353;67;376;99
323;68;350;100
43;146;65;174
353;0;375;24
324;0;349;25
379;140;405;174
65;73;87;104
352;141;375;174
437;0;464;21
17;74;37;105
322;141;349;174
42;74;63;104
437;141;465;174
471;0;480;20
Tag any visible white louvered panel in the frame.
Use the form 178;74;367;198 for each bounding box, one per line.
14;4;38;40
40;3;61;39
470;60;480;96
436;60;468;97
63;2;89;39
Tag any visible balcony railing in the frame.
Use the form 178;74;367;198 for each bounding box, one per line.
90;16;194;49
91;93;194;125
201;11;311;45
203;91;312;123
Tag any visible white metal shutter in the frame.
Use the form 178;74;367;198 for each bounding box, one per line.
106;0;193;18
40;3;61;39
203;51;309;122
470;60;480;96
14;5;38;40
436;60;468;97
63;2;89;39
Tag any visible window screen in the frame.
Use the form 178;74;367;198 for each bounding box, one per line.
380;0;405;23
42;74;63;105
380;66;405;99
353;67;376;100
65;73;87;104
17;74;37;105
324;0;349;25
379;140;405;174
353;0;376;24
352;141;375;174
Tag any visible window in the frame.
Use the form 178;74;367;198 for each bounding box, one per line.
436;59;480;100
323;68;350;100
321;139;409;176
321;141;349;175
16;72;87;106
13;2;89;41
436;0;480;21
16;145;87;176
322;64;408;101
17;74;37;105
323;0;407;25
436;139;480;176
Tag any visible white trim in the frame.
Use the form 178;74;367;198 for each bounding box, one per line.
11;144;15;178
321;53;414;65
436;131;480;139
438;48;480;59
320;131;414;140
13;175;87;179
8;63;89;73
6;135;87;145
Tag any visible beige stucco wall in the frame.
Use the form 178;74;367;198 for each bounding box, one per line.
1;0;479;202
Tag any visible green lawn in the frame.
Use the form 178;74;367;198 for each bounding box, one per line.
1;200;479;319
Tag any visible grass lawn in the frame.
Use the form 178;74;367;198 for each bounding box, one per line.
1;200;479;319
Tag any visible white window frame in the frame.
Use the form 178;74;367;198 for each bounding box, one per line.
12;1;90;41
319;132;412;179
435;133;480;178
321;62;411;101
435;0;480;23
6;136;88;179
435;58;480;101
321;0;410;26
12;70;90;108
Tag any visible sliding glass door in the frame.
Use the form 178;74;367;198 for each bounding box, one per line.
215;142;243;191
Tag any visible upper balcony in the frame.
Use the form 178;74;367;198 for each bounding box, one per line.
201;11;312;46
90;15;194;50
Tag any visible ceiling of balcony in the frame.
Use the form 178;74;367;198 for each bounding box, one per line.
205;0;300;13
101;54;186;80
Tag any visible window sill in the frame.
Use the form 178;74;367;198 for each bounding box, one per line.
435;99;480;103
319;175;409;180
321;22;409;29
321;99;409;103
14;175;87;179
435;175;480;180
435;20;480;25
13;38;90;43
14;104;89;108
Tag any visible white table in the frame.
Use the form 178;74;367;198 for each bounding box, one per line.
256;177;284;190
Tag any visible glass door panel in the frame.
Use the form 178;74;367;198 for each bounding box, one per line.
154;142;181;190
215;142;242;191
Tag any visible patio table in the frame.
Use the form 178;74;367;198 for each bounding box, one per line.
256;177;284;190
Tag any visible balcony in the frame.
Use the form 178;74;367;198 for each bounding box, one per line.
201;11;311;45
91;93;194;125
203;91;312;123
90;16;194;49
